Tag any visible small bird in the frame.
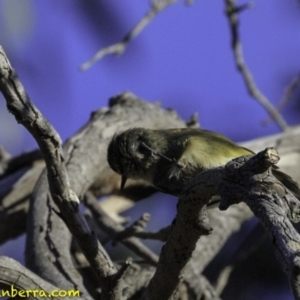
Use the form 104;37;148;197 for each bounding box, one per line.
107;127;300;199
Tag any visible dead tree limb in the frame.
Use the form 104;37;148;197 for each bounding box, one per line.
80;0;178;71
224;0;288;131
0;45;119;299
219;148;300;299
142;148;300;299
84;191;159;266
0;256;78;300
141;167;222;299
1;41;300;298
263;73;300;125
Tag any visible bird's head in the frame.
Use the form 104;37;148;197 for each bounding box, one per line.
107;128;161;189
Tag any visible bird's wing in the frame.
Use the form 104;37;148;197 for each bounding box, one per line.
154;128;253;193
174;132;253;171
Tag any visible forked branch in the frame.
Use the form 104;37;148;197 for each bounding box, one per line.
224;0;289;131
80;0;177;71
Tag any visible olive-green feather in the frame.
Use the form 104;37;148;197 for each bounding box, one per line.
154;128;300;200
107;127;300;200
177;133;252;170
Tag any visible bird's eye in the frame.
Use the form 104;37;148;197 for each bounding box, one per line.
136;142;146;159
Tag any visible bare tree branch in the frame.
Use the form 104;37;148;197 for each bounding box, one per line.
80;0;177;71
184;275;221;300
219;148;300;299
224;0;289;131
1;125;299;247
24;92;189;296
0;149;43;179
1;42;300;297
141;147;300;299
0;94;299;298
84;192;159;266
278;73;300;112
88;116;300;294
1;44;197;296
263;73;300;125
0;161;44;245
0;146;11;174
114;213;151;239
0;256;78;300
213;222;265;295
116;224;171;242
142;168;221;299
0;45;118;299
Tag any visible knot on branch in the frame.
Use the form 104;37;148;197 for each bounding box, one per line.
225;147;279;177
185;112;200;128
110;259;132;298
192;210;213;235
109;92;143;108
177;190;213;236
225;0;254;17
286;194;300;223
219;148;300;224
219;148;280;210
114;213;151;242
292;256;300;278
0;48;11;79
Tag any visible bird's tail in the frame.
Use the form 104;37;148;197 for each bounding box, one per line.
272;168;300;200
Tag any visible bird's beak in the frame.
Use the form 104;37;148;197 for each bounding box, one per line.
120;175;127;190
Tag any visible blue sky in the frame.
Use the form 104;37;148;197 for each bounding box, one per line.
0;0;299;155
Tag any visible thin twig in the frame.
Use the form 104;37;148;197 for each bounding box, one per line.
214;223;265;295
84;192;159;266
0;148;42;178
80;0;177;71
214;266;233;295
263;73;300;125
116;224;171;242
0;146;11;176
113;213;151;241
129;226;171;241
225;0;289;131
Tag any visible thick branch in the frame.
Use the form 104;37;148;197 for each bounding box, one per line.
184;202;253;293
0;256;77;300
0;44;195;298
220;148;300;299
0;37;297;298
24;91;189;296
0;46;117;299
142;148;300;299
142;168;223;299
